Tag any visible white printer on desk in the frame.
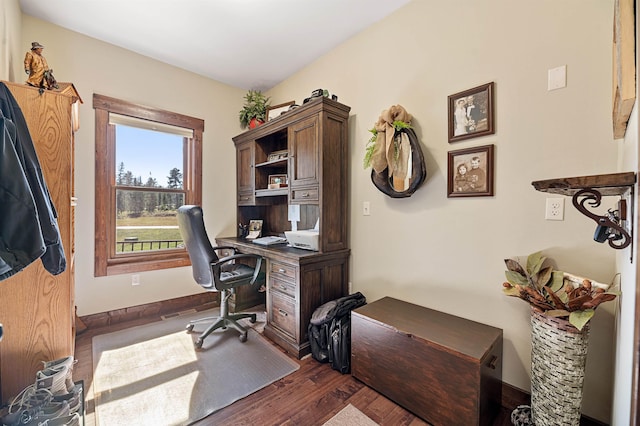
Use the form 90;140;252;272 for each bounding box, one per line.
285;218;319;251
285;229;319;251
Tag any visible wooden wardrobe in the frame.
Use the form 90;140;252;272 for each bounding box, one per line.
0;81;81;403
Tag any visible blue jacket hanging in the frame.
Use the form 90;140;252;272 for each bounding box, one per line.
0;82;66;281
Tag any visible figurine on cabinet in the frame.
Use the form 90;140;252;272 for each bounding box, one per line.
24;42;58;90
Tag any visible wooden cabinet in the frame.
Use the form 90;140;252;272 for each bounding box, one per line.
223;97;351;357
236;140;255;205
288;115;319;189
232;97;350;247
351;297;503;426
0;81;81;403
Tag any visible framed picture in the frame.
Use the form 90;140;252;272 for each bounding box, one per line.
268;149;288;162
266;101;295;121
447;144;494;197
268;174;288;189
246;219;263;239
448;82;495;143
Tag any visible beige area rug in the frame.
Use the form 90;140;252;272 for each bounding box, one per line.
92;309;298;425
323;404;378;426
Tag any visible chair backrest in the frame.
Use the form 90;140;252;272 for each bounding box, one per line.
177;205;218;289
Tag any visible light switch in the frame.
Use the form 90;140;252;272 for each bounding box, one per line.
363;201;370;216
548;65;567;91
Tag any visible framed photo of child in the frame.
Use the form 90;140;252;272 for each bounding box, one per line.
447;144;494;197
448;82;495;143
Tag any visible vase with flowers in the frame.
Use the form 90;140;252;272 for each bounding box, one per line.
502;251;618;425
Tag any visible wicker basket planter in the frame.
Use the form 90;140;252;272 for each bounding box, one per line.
530;307;590;425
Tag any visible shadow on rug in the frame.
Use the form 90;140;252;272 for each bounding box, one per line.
92;309;298;425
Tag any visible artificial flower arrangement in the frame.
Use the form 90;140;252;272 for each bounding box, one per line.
502;251;618;331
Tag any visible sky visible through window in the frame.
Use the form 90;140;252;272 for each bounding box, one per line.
115;125;183;188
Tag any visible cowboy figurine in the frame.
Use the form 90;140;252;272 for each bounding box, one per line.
24;42;52;89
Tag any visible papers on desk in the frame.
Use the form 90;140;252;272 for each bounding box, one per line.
252;236;288;246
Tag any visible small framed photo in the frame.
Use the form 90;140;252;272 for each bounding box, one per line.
246;219;263;239
448;82;495;143
268;149;288;162
447;144;494;197
266;101;295;121
268;174;288;189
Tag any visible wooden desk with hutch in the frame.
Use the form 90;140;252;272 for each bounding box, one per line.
217;97;351;358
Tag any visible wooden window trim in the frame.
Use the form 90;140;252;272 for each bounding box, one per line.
93;94;203;276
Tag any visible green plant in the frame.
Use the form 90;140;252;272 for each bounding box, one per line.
363;120;412;169
239;90;270;129
502;251;618;330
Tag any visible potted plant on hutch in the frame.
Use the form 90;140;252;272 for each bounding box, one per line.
239;89;270;129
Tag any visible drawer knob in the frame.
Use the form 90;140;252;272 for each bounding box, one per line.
301;192;309;197
280;285;287;291
278;268;286;273
278;309;288;317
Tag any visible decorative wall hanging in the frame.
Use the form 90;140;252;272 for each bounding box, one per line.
364;105;426;198
447;144;494;197
448;82;495;143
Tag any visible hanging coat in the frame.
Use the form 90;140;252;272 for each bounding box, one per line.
0;82;66;280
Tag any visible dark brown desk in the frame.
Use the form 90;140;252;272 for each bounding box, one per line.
216;237;349;358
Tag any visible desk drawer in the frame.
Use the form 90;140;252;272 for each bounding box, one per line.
269;276;296;298
270;291;296;337
290;187;319;202
269;261;297;281
237;191;254;205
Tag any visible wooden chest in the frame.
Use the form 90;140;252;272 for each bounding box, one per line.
351;297;502;426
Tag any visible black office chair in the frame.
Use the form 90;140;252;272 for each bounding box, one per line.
177;205;263;349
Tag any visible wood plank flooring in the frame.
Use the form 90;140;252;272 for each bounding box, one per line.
72;311;519;426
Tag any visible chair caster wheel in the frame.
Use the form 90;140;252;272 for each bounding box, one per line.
250;314;257;324
195;338;203;349
186;324;194;333
239;332;248;343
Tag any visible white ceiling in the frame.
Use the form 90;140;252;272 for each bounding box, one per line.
19;0;411;91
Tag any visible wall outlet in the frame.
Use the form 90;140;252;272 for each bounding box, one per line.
131;274;141;286
545;197;564;221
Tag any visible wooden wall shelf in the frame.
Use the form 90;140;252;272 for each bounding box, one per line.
532;172;636;257
531;172;636;196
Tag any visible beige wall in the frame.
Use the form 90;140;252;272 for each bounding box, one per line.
268;0;619;422
613;103;637;425
13;0;630;422
0;0;23;81
20;15;245;317
611;5;640;423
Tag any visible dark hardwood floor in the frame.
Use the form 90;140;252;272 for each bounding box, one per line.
72;310;518;426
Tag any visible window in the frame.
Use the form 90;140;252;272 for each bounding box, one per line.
94;94;203;276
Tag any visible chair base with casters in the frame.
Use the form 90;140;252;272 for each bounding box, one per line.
186;288;257;348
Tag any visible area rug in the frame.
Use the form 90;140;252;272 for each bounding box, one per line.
323;404;378;426
92;310;299;425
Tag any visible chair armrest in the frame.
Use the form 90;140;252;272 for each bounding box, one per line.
212;253;263;285
211;245;238;254
215;252;261;265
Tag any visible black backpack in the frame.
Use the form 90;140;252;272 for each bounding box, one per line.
308;292;366;373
